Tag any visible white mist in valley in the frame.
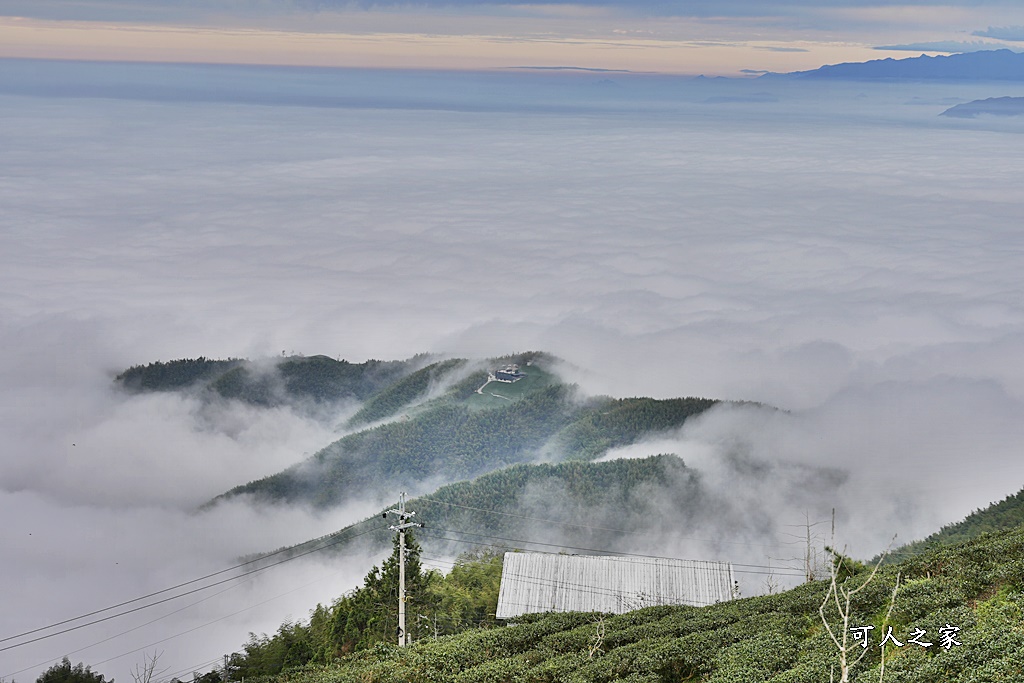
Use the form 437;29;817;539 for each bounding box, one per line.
3;64;1024;682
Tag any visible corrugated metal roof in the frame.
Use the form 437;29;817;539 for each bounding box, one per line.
495;552;734;619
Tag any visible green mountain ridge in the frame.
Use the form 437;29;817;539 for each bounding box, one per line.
216;450;1024;683
245;454;707;564
884;484;1024;564
191;354;722;509
239;451;846;595
116;354;425;413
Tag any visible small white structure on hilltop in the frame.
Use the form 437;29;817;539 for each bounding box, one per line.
495;552;735;619
491;363;527;383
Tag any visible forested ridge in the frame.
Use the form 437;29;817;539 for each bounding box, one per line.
237;454;705;570
116;356;244;391
346;358;470;426
204;375;720;508
552;396;718;461
116;355;421;408
884;484;1024;563
117;353;725;510
213;383;588;508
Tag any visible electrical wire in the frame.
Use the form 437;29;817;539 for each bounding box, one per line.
90;560;357;669
0;516;381;646
4;495;810;674
6;573;251;679
419;526;805;577
0;524;388;654
494;570;727;608
161;656;224;683
416;497;801;552
3;539;388;681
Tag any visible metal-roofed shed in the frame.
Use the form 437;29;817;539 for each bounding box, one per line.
495;552;734;619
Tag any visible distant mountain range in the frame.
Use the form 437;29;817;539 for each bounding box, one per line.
941;96;1024;117
772;48;1024;81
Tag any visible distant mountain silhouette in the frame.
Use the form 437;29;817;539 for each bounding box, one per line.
770;49;1024;81
941;96;1024;117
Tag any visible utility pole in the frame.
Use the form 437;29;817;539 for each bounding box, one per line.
782;511;830;583
384;492;423;647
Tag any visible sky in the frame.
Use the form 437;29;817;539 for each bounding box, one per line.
4;3;1024;682
3;0;1024;74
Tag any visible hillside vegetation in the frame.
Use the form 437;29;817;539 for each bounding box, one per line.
119;353;727;510
885;484;1024;564
238;525;1024;683
230;538;503;679
215;383;586;507
346;358;472;426
117;355;419;409
240;454;716;568
209;383;720;508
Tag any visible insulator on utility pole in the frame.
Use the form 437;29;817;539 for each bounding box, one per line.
384;491;423;647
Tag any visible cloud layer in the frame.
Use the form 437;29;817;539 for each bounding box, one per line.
4;62;1024;681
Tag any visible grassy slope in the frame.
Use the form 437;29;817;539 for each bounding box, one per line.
262;526;1024;683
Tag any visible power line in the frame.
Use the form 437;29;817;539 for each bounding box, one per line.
416;498;798;552
4;536;390;682
161;656;224;683
89;558;364;670
0;516;380;647
418;527;805;577
494;569;728;608
3;498;811;666
419;511;803;573
5;573;250;679
0;524;387;654
427;524;805;574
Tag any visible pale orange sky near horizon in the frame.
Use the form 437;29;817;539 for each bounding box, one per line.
0;15;960;76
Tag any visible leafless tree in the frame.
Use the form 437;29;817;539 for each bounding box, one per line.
878;572;902;682
131;651;167;683
588;616;606;659
764;557;780;595
819;533;897;683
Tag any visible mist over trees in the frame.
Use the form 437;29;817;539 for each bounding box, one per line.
166;353;725;509
117;356;420;411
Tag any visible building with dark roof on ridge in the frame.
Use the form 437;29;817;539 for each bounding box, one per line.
492;363;526;383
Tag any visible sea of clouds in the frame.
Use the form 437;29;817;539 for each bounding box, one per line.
3;61;1024;682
